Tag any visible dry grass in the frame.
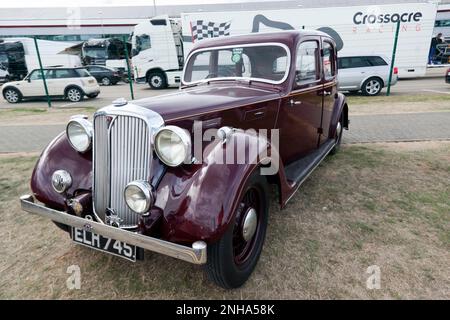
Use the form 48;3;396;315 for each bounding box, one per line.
0;142;449;299
0;107;96;126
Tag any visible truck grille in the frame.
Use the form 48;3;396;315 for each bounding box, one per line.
93;114;151;228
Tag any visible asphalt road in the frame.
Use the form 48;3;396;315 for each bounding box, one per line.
0;73;449;110
1;112;450;153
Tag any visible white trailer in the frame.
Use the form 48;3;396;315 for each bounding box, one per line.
0;37;82;79
131;2;438;88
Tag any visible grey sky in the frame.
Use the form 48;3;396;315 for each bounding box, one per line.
0;0;268;8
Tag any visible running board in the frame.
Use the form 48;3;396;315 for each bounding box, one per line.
284;139;336;185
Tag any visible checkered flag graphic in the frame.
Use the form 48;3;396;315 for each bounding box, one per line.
191;20;231;42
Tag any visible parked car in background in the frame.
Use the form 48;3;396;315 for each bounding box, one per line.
0;64;10;83
2;67;100;103
337;55;398;96
19;31;349;289
446;68;450;84
85;65;122;86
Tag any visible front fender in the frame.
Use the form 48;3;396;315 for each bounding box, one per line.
31;132;92;210
156;130;273;244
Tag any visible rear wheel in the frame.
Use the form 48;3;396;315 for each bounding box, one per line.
205;171;269;289
3;88;22;103
148;71;167;89
330;114;344;155
362;78;383;96
101;77;111;86
66;87;83;102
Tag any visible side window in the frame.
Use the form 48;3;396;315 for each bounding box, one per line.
295;41;319;86
349;57;371;68
29;70;52;80
322;41;336;79
338;58;351;69
367;56;388;66
54;69;76;79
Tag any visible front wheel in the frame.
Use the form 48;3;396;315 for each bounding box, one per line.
3;88;22;103
148;72;167;89
205;171;269;289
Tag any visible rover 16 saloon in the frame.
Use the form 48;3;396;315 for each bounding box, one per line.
20;31;349;289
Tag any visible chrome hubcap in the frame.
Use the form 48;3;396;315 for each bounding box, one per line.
5;90;18;102
102;78;110;85
366;80;381;95
336;122;342;141
151;76;162;87
242;208;258;242
68;89;81;101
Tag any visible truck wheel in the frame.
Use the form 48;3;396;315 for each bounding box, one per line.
148;72;167;89
362;78;383;96
66;87;83;102
3;88;22;103
205;171;269;289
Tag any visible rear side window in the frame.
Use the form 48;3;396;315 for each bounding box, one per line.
322;41;336;79
367;56;388;66
295;41;320;86
338;56;387;69
54;69;79;79
76;69;92;77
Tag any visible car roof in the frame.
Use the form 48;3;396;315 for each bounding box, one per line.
191;30;331;52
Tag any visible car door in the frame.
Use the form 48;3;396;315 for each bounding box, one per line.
337;57;357;90
51;69;75;96
320;39;338;145
278;38;323;165
19;70;49;96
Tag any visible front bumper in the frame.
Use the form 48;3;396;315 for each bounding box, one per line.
19;195;207;264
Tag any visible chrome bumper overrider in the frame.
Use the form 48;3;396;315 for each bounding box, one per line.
19;195;207;265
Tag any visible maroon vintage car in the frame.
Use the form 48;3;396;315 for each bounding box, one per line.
20;31;348;289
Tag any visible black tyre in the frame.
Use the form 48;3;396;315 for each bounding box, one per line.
205;171;269;289
330;114;344;155
3;87;22;103
101;77;111;86
361;77;383;96
148;71;167;89
66;87;83;102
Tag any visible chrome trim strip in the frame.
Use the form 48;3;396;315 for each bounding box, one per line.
182;42;291;86
20;195;207;265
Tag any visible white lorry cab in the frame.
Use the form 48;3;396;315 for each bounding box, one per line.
131;15;184;89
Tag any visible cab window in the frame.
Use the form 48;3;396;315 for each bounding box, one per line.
295;41;320;87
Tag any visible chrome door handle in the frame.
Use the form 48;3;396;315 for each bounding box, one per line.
322;91;332;96
253;111;265;116
290;99;302;106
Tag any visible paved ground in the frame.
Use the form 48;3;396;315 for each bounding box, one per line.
1;111;449;153
0;69;449;110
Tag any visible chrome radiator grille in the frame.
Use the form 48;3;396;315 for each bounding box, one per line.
93;114;151;228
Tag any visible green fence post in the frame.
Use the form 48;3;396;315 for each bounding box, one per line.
123;36;135;100
33;37;51;108
387;21;400;97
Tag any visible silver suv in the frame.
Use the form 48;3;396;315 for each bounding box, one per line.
337;55;398;96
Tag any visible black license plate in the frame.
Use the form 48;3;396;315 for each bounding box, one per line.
71;227;136;262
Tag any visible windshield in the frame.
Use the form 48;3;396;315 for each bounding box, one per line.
183;44;289;85
84;47;107;59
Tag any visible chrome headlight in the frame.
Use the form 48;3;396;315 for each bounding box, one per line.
154;126;192;167
66;118;93;153
124;181;153;214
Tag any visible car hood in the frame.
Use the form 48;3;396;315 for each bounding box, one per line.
132;84;281;122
